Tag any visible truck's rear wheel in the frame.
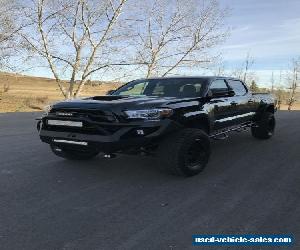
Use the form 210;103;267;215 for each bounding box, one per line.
50;144;100;160
251;112;275;139
158;129;211;176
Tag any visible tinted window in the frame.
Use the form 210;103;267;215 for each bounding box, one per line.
117;81;148;96
113;78;207;98
228;80;247;96
209;80;228;96
210;80;228;90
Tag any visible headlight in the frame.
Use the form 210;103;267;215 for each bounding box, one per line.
124;108;173;120
43;105;52;115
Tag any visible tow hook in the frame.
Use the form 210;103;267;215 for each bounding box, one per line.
36;118;42;132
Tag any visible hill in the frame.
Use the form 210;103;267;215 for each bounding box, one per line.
0;72;299;112
0;72;121;112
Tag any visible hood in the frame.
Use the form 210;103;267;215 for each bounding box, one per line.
51;95;181;112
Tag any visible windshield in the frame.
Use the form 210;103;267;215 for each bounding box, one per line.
112;78;207;98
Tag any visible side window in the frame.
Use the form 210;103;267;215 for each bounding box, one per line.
210;80;228;90
152;83;165;96
179;83;202;93
209;80;228;95
228;80;247;96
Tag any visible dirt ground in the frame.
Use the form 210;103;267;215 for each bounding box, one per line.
0;72;299;112
278;103;300;111
0;72;120;112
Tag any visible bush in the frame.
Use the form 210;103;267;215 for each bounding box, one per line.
3;83;10;93
24;96;49;110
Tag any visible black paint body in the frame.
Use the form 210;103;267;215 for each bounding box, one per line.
38;77;276;153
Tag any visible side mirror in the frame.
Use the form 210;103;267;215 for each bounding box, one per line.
228;90;235;97
106;90;114;95
207;90;213;98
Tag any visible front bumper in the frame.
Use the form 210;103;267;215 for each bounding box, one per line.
38;117;181;152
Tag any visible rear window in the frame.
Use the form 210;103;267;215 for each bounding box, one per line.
209;80;228;95
227;80;247;96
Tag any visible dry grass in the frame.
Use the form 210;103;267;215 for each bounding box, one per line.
0;72;299;112
23;96;49;110
0;72;121;112
278;103;300;111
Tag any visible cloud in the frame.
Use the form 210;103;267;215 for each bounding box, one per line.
220;18;300;67
217;0;300;74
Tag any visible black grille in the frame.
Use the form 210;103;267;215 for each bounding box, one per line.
45;109;121;135
50;109;118;123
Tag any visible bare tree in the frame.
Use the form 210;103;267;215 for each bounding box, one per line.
213;64;226;76
274;87;285;110
132;0;227;78
270;71;275;93
249;80;259;92
0;0;22;69
20;0;129;99
242;52;254;84
287;58;299;111
231;52;256;85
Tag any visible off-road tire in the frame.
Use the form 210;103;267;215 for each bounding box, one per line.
251;112;275;139
158;128;211;177
50;144;100;160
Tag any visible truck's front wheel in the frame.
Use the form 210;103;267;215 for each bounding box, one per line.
158;129;211;177
50;144;100;160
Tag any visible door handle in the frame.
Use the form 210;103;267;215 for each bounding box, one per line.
230;101;237;105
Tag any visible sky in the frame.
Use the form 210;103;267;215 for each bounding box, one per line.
216;0;300;87
22;0;300;88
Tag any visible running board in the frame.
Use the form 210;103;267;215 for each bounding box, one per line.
210;122;255;140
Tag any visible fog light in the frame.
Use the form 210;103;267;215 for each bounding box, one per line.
136;129;144;135
53;147;62;152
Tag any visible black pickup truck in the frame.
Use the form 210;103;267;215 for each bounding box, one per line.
38;77;276;176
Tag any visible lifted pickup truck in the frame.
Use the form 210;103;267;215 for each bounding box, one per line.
38;76;276;176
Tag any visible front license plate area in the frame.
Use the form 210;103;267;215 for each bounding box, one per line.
47;120;83;127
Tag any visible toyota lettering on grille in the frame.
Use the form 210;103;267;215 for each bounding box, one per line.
56;112;73;116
